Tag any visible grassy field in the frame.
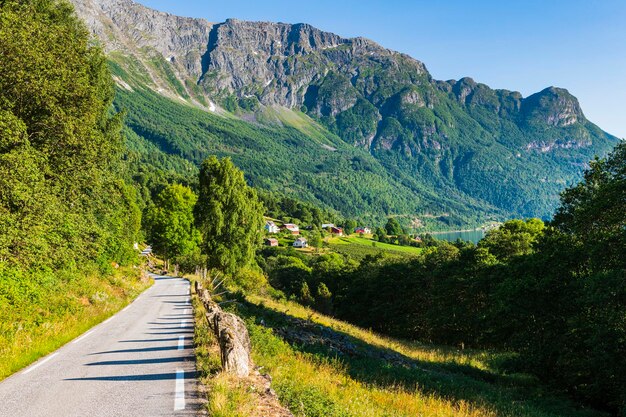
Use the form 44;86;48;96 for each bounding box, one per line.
328;235;422;260
0;265;152;379
216;294;607;417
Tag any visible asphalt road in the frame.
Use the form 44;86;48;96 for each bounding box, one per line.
0;274;201;417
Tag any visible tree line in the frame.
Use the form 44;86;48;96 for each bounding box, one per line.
260;142;626;414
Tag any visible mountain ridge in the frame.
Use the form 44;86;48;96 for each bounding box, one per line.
68;0;619;227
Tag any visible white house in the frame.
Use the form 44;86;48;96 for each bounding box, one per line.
321;223;335;229
355;226;372;234
293;237;308;248
265;221;280;234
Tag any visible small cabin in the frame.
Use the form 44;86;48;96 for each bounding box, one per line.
330;226;344;236
265;221;280;234
282;223;300;235
293;237;308;248
355;226;372;234
265;238;279;247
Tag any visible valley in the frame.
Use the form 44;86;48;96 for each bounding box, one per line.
0;1;624;416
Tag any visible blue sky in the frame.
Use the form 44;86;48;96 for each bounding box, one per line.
139;0;626;138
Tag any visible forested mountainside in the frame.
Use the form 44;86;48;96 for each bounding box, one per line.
70;0;619;227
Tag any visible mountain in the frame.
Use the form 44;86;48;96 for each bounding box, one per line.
69;0;619;228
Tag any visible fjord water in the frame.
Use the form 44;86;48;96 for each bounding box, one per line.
430;229;486;243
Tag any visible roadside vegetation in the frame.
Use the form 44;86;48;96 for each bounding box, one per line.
0;265;150;379
0;0;147;377
226;294;607;417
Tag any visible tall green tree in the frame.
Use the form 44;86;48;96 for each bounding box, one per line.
195;156;264;275
553;141;625;270
385;217;404;236
478;218;545;262
343;219;357;235
0;0;139;269
144;184;200;263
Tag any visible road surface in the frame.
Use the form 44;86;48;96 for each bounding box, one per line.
0;274;201;417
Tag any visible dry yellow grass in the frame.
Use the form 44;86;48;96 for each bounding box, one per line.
237;294;604;417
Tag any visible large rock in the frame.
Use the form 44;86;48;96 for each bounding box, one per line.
198;285;252;377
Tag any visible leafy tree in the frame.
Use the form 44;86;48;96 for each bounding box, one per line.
553;141;625;270
0;0;139;269
478;218;545;261
299;281;315;306
343;219;357;235
374;227;388;243
315;282;333;315
308;230;323;251
234;266;268;292
266;255;312;295
385;217;404;236
144;184;200;263
195;156;264;275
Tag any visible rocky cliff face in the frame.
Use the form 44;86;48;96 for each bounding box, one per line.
200;18;427;108
70;0;428;110
522;87;585;127
69;0;590;138
72;0;212;102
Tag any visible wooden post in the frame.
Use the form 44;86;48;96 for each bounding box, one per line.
197;282;252;377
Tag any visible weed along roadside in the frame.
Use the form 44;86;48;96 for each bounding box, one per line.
192;278;293;416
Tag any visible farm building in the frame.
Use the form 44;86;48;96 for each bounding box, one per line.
264;238;279;247
330;226;344;236
282;223;300;235
293;237;308;248
265;221;280;234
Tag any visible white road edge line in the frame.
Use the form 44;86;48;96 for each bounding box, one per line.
22;353;59;375
121;305;130;312
72;330;95;345
178;336;185;350
174;369;185;410
103;316;114;324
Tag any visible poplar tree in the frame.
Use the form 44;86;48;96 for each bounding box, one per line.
195;156;264;275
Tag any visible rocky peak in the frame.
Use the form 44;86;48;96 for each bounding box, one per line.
451;77;478;103
522;87;585;127
70;0;212;79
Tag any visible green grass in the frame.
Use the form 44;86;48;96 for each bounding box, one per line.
192;283;275;417
328;235;422;260
0;265;152;379
223;294;607;417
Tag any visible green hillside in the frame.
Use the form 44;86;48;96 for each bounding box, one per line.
115;84;501;227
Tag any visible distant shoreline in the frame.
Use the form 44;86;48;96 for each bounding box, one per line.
427;228;485;235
